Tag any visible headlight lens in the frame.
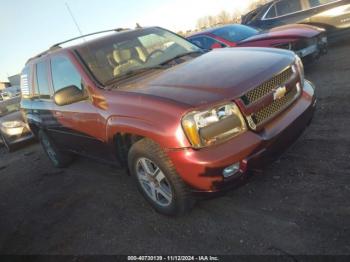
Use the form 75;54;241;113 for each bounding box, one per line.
294;55;305;87
2;120;24;129
182;103;247;148
275;42;292;50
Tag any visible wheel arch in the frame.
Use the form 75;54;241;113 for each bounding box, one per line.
106;115;190;167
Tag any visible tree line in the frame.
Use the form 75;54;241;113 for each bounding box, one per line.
177;0;269;36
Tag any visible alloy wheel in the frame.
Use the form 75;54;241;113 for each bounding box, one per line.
136;157;173;207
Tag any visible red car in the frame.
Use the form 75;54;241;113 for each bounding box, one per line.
188;24;328;62
21;27;316;215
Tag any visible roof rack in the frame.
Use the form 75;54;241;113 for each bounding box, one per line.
27;27;130;63
49;27;129;49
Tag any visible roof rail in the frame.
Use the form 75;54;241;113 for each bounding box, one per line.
26;28;130;64
49;28;130;49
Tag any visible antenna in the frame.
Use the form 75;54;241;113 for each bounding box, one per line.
65;2;85;41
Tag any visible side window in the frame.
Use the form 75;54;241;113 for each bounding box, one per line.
20;66;31;98
36;61;51;99
275;0;302;16
308;0;338;7
265;4;277;19
51;56;83;92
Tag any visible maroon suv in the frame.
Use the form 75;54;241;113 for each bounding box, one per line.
21;27;316;215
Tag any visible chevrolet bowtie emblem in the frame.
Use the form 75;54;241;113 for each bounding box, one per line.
273;86;287;101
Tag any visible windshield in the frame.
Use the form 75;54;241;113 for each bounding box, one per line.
77;27;202;85
212;25;259;43
0;98;20;117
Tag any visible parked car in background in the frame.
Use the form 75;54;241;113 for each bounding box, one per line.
0;91;11;101
0;97;34;152
188;24;328;62
7;86;21;97
21;26;316;215
241;0;350;40
2;86;21;99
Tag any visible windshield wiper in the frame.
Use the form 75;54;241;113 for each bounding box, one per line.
104;65;166;86
160;50;204;66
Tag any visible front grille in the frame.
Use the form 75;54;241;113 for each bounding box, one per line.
247;85;300;129
242;66;293;105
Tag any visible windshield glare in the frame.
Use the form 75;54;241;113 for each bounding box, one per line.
77;27;201;85
213;25;259;43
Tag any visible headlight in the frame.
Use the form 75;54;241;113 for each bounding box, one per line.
182;103;247;148
2;120;24;129
294;55;305;87
275;42;292;50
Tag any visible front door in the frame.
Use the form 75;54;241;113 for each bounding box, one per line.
48;54;110;160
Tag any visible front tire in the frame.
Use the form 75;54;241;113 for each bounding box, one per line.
128;138;195;216
1;132;13;152
39;130;73;168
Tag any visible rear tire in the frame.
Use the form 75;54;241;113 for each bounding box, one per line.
39;130;73;168
128;138;195;216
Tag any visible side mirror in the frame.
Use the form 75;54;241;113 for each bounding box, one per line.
53;85;88;106
211;43;223;49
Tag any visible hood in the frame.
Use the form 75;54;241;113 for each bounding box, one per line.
0;110;23;124
117;48;295;107
241;24;324;43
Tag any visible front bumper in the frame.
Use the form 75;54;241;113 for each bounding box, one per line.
295;36;328;61
167;80;316;192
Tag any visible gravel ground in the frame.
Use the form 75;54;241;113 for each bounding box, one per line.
0;39;349;255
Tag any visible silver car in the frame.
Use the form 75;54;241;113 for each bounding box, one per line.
0;97;33;151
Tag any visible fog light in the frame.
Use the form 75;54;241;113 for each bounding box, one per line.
223;163;240;178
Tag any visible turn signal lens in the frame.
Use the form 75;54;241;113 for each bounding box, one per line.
182;119;201;148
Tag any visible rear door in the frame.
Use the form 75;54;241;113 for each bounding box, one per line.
305;0;350;31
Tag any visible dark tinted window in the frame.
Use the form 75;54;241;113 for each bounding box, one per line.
189;37;206;48
36;61;51;98
51;56;82;92
265;5;277;18
276;0;302;16
189;36;226;50
213;25;259;42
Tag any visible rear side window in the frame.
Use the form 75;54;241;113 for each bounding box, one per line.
308;0;338;7
20;66;31;98
51;56;83;92
36;61;51;99
275;0;302;16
